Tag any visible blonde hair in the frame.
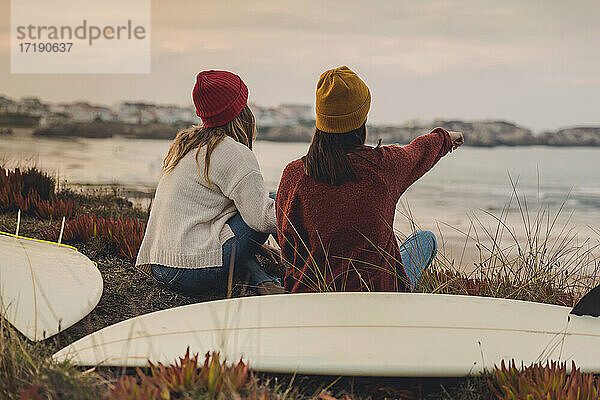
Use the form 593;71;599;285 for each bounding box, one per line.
162;105;256;184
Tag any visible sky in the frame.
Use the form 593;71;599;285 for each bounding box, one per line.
1;0;599;132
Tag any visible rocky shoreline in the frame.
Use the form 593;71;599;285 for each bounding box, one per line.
33;120;185;140
261;120;600;147
30;119;600;147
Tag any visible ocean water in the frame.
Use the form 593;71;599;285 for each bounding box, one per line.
2;131;600;234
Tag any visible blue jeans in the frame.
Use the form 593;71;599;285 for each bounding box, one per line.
399;230;437;291
151;212;280;296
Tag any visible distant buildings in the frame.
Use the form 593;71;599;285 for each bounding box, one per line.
252;103;314;127
0;96;47;115
2;94;599;146
0;96;16;113
39;112;70;127
0;95;316;129
20;97;49;116
52;102;116;123
118;102;196;125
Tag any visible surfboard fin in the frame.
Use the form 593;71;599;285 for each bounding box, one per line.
570;285;600;317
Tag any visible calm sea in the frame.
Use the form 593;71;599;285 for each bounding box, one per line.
2;131;600;237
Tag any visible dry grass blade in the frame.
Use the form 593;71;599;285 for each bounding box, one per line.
417;178;600;306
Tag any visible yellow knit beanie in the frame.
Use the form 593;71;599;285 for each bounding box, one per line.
315;66;371;133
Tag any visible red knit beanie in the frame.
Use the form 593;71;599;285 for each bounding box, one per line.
192;70;249;127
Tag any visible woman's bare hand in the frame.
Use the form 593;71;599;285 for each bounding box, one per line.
448;131;464;150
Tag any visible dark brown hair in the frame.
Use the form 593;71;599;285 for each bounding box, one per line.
303;124;368;185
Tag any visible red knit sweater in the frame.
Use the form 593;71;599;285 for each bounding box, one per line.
276;128;453;293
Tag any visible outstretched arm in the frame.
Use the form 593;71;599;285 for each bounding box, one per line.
384;127;463;198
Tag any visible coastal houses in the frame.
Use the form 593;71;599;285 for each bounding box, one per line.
0;96;47;116
1;94;599;146
118;102;196;125
252;103;314;127
53;102;117;123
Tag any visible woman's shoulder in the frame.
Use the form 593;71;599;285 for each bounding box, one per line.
282;158;304;175
350;144;400;160
278;158;305;193
347;145;407;174
212;136;260;168
216;135;253;154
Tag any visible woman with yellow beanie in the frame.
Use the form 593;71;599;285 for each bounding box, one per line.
275;66;464;293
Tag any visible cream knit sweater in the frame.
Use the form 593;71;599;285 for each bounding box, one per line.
135;136;277;269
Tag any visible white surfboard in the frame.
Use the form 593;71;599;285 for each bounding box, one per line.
0;233;103;341
53;292;600;376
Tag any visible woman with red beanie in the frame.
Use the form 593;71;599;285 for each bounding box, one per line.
136;70;284;296
276;66;464;293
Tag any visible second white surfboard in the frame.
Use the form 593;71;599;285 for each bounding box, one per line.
53;292;600;376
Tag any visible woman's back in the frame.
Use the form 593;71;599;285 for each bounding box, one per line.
275;65;462;294
137;136;276;269
276;129;453;293
137;69;284;296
